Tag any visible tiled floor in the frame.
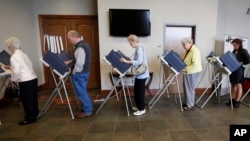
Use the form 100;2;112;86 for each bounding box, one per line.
1;89;250;141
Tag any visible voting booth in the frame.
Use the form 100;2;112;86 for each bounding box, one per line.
148;50;186;111
96;49;134;116
38;35;79;119
196;51;240;109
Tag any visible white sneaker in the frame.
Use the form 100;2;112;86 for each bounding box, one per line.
132;106;138;111
133;109;146;116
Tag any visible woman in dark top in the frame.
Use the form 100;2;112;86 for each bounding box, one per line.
226;38;250;108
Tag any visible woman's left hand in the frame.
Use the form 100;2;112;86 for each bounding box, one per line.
120;58;126;63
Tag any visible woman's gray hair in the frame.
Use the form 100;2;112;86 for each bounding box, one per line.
127;34;139;43
5;37;21;49
181;37;193;45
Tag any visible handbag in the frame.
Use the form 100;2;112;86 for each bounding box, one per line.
131;47;147;75
4;81;20;101
131;63;147;75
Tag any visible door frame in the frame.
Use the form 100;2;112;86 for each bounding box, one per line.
163;24;196;93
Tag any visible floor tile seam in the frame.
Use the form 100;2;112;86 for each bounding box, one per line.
182;119;217;130
107;100;126;140
44;122;72;141
163;118;193;129
139;130;172;134
139;118;169;133
159;117;186;120
183;116;236;125
0;134;31;138
17;122;47;138
81;106;103;139
166;127;218;132
194;115;227;118
82;117;96;141
54;120;89;137
169;129;203;141
138;116;143;139
213;127;230;137
192;128;228;141
184;116;221;119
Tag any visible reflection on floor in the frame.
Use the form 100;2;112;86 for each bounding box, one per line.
1;89;250;141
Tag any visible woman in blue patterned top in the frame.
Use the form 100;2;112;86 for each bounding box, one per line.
120;34;149;116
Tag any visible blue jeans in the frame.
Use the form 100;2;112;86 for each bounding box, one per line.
72;72;93;115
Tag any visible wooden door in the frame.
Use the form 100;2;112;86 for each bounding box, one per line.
39;15;100;89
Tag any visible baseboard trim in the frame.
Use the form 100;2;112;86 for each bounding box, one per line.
100;87;213;96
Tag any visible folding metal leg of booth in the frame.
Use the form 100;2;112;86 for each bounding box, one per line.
240;89;250;106
0;74;10;93
37;70;77;119
196;72;233;109
96;76;133;116
148;72;183;111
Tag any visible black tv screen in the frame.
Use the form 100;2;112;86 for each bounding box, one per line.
109;9;151;37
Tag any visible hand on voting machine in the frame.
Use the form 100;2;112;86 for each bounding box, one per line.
117;50;131;61
105;50;131;74
42;51;70;76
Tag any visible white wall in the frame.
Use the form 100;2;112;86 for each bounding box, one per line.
33;0;97;15
98;0;219;90
216;0;250;55
226;0;250;45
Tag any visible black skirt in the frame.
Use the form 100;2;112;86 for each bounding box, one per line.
229;67;244;84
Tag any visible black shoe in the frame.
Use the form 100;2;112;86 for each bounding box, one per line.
225;99;235;105
18;120;36;125
233;101;240;109
182;103;187;108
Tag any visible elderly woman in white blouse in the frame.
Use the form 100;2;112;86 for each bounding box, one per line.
4;37;39;125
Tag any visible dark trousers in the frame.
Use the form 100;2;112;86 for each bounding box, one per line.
19;78;39;122
134;78;146;111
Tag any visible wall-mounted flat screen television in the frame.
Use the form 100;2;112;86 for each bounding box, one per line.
109;9;151;37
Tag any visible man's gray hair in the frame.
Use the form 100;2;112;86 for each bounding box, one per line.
68;30;81;38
